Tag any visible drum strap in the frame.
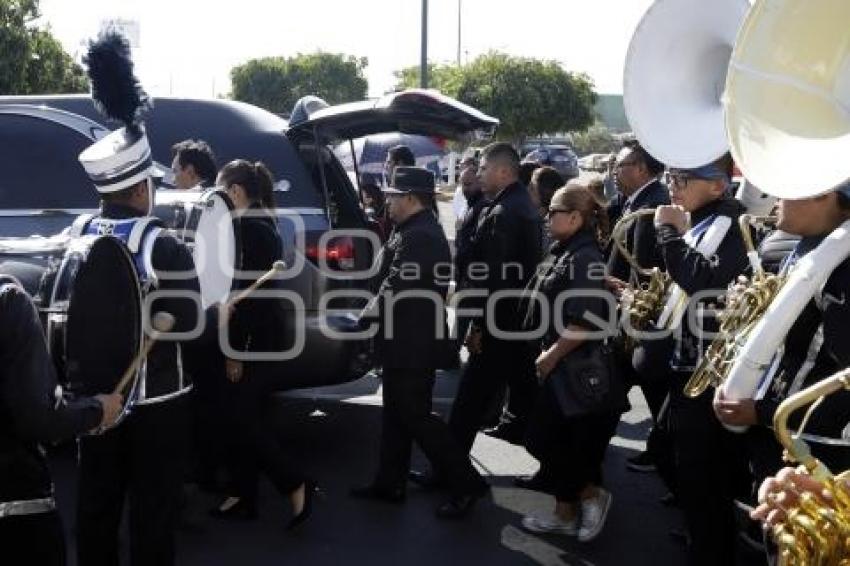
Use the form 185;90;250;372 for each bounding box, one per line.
68;214;95;238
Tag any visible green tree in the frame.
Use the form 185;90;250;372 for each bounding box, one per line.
571;122;620;156
395;52;596;145
0;0;87;94
230;52;368;115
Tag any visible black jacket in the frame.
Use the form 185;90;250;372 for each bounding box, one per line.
98;203;201;399
466;182;542;339
369;209;452;370
0;277;102;502
657;196;749;371
228;206;286;354
454;191;487;287
606;179;670;282
522;230;611;346
754;239;850;464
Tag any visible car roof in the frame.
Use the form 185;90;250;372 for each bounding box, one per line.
0;95;323;210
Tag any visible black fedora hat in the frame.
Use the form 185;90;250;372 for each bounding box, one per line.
382;166;435;194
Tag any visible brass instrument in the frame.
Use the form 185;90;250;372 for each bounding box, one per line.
684;214;780;397
610;209;668;346
770;367;850;565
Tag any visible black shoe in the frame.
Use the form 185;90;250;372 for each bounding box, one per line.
287;481;320;531
513;473;549;491
349;483;406;504
482;422;526;445
435;493;482;520
408;470;446;491
626;451;657;473
659;491;678;507
209;497;258;520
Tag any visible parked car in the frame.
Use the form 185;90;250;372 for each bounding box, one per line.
521;144;580;180
0;90;498;390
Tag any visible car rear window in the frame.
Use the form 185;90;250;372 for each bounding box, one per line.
0;114;98;210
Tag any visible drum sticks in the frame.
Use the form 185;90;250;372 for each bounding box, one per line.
226;260;287;310
113;312;176;396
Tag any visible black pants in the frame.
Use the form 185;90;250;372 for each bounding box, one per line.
224;362;304;505
0;511;66;566
525;380;620;502
449;340;537;455
77;397;190;566
186;346;226;486
376;367;485;497
668;379;750;566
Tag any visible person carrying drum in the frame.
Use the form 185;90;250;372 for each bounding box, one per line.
0;276;124;566
72;31;203;566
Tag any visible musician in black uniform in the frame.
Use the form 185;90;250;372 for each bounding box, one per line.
210;160;315;529
351;167;488;519
0;276;123;566
604;140;670;474
714;182;850;558
74;31;203;566
640;155;750;565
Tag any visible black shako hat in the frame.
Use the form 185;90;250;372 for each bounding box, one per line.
381;166;435;194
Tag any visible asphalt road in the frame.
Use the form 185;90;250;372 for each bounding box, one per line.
49;369;699;566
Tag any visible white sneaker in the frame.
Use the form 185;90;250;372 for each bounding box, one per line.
521;513;578;535
578;489;612;542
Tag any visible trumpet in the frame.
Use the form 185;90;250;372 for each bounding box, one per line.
684;214;780;397
610;209;669;347
769;367;850;565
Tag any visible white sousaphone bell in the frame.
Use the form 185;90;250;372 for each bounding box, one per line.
623;0;751;169
724;0;850;199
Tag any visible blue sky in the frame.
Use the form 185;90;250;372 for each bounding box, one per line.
38;0;654;99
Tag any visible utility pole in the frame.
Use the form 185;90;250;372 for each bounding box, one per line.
457;0;462;66
420;0;428;88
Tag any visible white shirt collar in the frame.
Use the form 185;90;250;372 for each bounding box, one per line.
623;178;656;209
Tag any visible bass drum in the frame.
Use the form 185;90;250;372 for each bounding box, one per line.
0;235;69;313
51;235;143;429
153;189;240;308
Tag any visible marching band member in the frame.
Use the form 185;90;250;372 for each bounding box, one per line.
714;182;850;508
604;140;670;475
638;154;751;565
0;276;123;565
73;31;202;566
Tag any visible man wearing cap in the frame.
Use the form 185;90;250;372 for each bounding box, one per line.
73;31;203;566
0;276;123;565
714;181;850;558
637;153;750;565
351;166;489;519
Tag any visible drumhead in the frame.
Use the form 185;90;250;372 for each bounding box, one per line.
54;235;142;396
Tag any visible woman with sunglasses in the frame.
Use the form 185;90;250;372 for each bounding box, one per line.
211;159;317;530
520;183;625;542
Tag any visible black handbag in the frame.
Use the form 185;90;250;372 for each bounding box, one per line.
549;341;630;418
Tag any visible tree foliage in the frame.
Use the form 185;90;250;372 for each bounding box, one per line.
571;122;620;156
0;0;87;94
230;52;368;115
395;52;597;144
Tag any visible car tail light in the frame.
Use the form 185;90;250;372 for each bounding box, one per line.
305;236;356;270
